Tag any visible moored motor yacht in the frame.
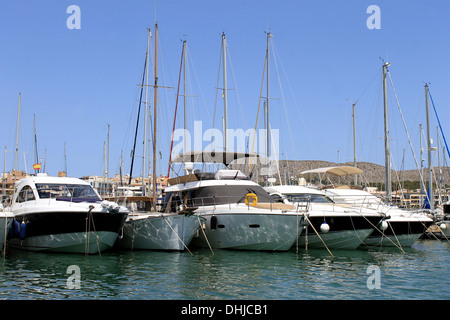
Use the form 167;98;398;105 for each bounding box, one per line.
323;188;435;247
264;185;385;250
165;151;304;251
6;173;128;254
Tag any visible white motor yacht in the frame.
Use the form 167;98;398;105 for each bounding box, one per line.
7;174;128;254
164;151;303;251
323;188;435;247
265;185;384;250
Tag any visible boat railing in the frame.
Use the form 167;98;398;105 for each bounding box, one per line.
325;194;386;211
163;195;293;213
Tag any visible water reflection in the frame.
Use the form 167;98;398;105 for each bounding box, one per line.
0;240;448;300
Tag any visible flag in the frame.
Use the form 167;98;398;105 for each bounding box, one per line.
33;163;41;170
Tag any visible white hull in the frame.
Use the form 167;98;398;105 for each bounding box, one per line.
8;231;119;254
0;215;13;252
298;228;373;250
441;221;450;237
191;205;302;251
118;213;201;251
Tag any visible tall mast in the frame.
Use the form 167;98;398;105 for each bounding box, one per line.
33;114;39;173
222;33;228;152
152;22;158;211
266;32;272;164
419;123;424;193
425;83;434;208
382;61;391;203
142;27;151;196
107;123;110;195
14;92;21;181
352;102;357;185
183;40;187;153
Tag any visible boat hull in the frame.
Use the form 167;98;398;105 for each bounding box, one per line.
362;217;434;247
117;213;202;251
299;214;382;249
8;211;127;254
0;215;13;252
191;208;302;251
8;231;119;254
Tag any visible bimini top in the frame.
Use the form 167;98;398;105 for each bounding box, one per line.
170;151;259;166
300;166;363;177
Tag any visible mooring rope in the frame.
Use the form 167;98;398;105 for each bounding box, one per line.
197;215;214;256
354;210;405;253
86;206;102;257
304;214;333;258
162;214;193;256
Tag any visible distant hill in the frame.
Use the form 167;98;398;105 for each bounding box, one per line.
275;160;447;187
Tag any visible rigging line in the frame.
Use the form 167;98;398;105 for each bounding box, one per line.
249;46;267;171
271;40;296;160
355;68;382;104
168;42;185;177
303;214;334;257
197;215;214;255
212;38;223;133
271;40;314;156
161;215;193;255
226;46;248;131
390;152;407;204
387;70;429;203
429;91;450;161
186;43;213;131
129;53;148;185
387;220;404;252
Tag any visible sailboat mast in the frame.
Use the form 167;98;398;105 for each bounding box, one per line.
34;114;40;174
152;22;158;211
352;102;357;185
142;27;151;196
266;32;271;163
425;83;434;208
222;33;228;152
183;40;187;153
14;92;21;181
382;61;391;203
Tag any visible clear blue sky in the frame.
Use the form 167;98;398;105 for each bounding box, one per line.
1;0;450;179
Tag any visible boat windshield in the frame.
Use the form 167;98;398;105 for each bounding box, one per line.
283;193;334;204
36;183;101;202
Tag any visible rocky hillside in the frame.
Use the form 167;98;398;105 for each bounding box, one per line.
275;160;447;186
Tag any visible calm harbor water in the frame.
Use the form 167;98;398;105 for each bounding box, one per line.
0;239;449;301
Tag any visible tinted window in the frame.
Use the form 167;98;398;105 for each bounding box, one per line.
16;186;35;203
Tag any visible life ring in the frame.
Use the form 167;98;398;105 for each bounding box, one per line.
245;193;258;207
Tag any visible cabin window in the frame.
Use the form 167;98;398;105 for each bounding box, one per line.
35;184;101;201
16;186;35;203
284;193;334;204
